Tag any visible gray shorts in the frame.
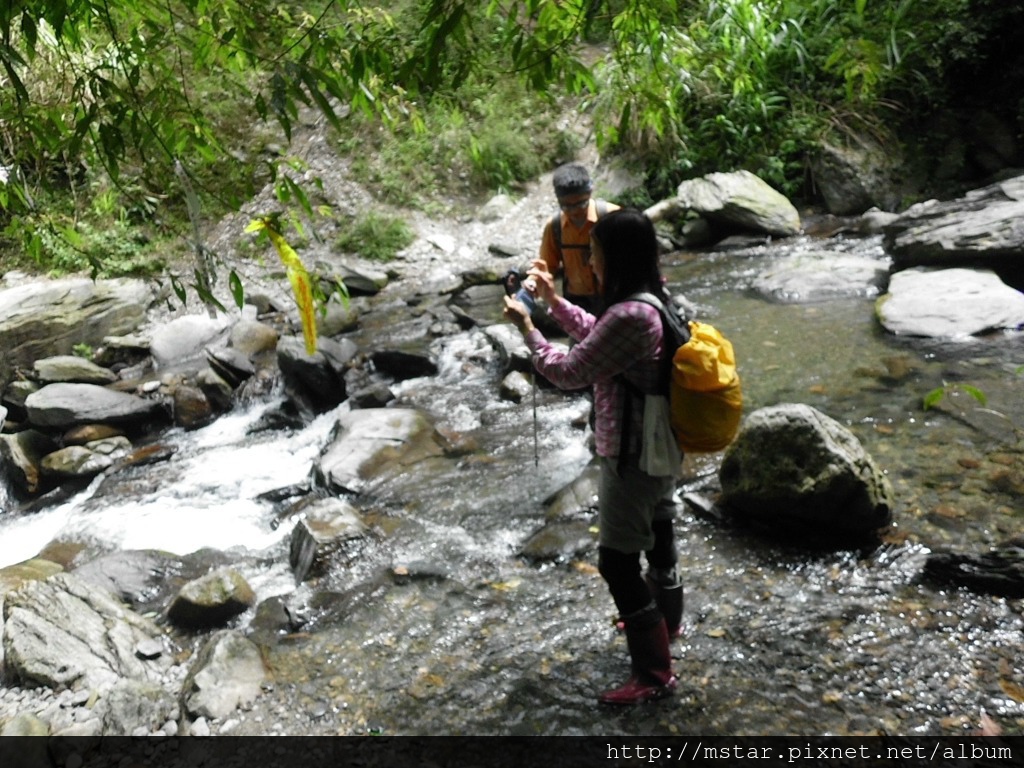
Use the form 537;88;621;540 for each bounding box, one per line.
598;456;676;553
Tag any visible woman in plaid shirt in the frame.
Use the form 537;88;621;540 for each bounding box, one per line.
504;208;681;706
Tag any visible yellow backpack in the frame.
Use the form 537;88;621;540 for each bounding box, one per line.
630;294;743;454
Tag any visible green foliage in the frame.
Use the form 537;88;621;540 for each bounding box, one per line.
72;343;94;360
335;211;415;262
341;78;577;209
0;0;1014;283
923;381;988;411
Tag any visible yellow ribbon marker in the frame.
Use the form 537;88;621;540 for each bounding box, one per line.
246;217;318;355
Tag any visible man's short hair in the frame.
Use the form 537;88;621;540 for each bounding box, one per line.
552;163;593;197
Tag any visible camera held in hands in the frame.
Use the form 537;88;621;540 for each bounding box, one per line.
501;269;537;313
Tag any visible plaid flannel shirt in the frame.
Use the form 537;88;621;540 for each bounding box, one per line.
524;298;665;458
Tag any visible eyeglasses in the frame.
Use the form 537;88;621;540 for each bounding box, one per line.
558;197;590;212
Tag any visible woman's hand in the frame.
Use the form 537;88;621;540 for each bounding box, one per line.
503;295;535;334
527;259;558;306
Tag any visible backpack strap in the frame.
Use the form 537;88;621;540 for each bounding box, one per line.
550;198;609;251
616;291;688;458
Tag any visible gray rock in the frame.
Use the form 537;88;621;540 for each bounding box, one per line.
2;572;171;692
314;408;444;495
25;382;168;430
180;630;267;721
883;175;1024;276
228;318;279;356
277;334;355;412
647;170;801;238
483;323;533;374
753;251;891;303
542;461;600;520
499;371;533;403
719;404;894;544
171;384;215;430
0;429;58;495
370;348;439;380
519;519;597;563
93;678;177;735
876;267;1024;337
33;355;117;385
0;712;49;736
0;277;153;391
289;497;369;582
810;137;905;215
40;445;113;480
166;567;256;629
149;313;232;368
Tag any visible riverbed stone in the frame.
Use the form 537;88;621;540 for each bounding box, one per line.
482;323;532;374
876;267;1024;337
276;334;356;412
314;407;445;495
25;382;169;431
752;251;891;303
166;567;256;629
810;135;905;215
180;630;267;721
40;445;114;480
289;496;369;582
499;371;533;403
2;572;171;693
0;429;58;495
718;404;894;545
93;678;177;735
33;355;117;385
149;313;232;368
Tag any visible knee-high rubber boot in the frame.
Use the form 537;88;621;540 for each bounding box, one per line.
645;566;684;639
599;606;677;705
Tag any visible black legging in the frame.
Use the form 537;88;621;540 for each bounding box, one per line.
598;519;676;617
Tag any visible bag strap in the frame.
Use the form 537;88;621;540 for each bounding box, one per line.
615;290;685;458
551;198;609;251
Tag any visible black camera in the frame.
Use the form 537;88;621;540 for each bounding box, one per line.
501;269;537;313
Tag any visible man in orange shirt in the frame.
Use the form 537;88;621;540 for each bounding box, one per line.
538;163;618;315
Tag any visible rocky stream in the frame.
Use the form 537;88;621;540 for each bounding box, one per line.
1;123;1023;741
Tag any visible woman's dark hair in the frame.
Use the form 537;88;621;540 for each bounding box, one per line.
590;208;669;310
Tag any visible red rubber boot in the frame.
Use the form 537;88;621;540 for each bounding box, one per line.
599;610;677;705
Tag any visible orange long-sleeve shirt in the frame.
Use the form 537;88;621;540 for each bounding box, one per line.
538;199;618;299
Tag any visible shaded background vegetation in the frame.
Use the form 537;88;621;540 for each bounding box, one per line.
0;0;1021;279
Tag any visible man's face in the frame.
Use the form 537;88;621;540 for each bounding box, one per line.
558;192;591;225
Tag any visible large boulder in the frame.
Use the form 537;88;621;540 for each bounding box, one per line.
646;170;801;238
876;267;1024;337
0;277;154;391
2;572;171;692
810;136;906;215
718;404;894;545
882;175;1024;281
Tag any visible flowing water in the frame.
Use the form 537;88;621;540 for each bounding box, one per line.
1;232;1022;736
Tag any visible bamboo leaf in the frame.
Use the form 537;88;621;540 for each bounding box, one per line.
228;269;244;308
922;386;945;410
960;385;987;406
